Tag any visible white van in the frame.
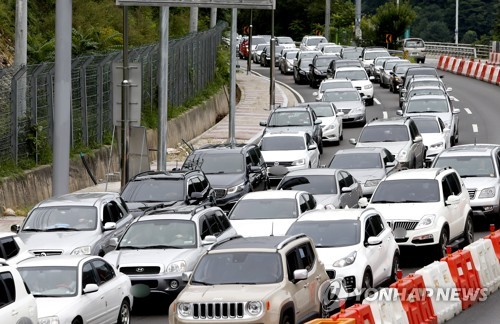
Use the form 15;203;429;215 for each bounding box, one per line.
402;38;426;63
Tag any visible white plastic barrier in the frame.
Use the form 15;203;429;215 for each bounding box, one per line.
415;261;462;323
464;238;500;295
362;288;409;324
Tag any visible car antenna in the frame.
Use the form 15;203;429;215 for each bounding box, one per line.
270;222;274;237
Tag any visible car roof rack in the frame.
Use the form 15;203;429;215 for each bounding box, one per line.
208;235;244;251
436;166;453;176
277;234;307;250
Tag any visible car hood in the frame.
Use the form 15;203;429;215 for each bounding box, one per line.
230;219;297;237
345;169;386;183
178;283;282;303
104;248;201;269
314;194;339;207
126;201;184;213
350;80;370;88
366;203;439;221
36;297;82;319
333;101;364;110
261;150;306;162
19;231;100;253
406;112;452;126
356;142;407;155
205;173;246;188
316;245;358;265
461;177;499;190
319;116;337;126
266;126;313;135
421;133;446;146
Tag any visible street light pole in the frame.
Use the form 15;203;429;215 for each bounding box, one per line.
455;0;459;44
269;9;275;110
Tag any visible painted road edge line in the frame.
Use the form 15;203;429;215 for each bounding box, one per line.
374;98;381;105
464;108;472;115
472;124;478;133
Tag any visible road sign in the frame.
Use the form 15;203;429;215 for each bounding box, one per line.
243;25;249;35
385;33;393;44
315;29;322;36
116;0;276;9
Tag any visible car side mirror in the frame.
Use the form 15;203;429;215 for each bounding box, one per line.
446;195;461;205
337;111;345;117
385;161;396;167
452;108;460;114
414;135;423;143
396;110;403;116
249;165;261;173
201;235;217;246
367;236;382;246
182;271;193;282
83;283;99;294
312;92;318;96
314;119;322;125
109;237;119;247
308;143;318;150
190;192;204;200
348;138;357;145
293;269;308;281
259;121;267;127
10;224;20;233
103;222;116;231
446;87;453;92
358;197;369;208
443;127;451;133
341;187;352;193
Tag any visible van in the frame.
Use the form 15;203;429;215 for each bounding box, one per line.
402;38;426;63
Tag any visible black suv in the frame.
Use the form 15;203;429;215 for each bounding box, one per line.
120;170;216;216
181;143;269;211
307;54;340;88
260;106;324;154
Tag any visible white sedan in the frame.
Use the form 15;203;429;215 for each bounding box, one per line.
299;102;344;145
411;115;451;166
18;255;133;324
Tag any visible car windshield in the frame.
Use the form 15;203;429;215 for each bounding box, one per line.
359;125;409;142
285;51;298;58
374;57;391;66
342;51;361;59
229;199;297;219
365;51;390;60
384;60;405;70
191;252;283;285
330;153;382;169
277;175;337;195
336;62;362;69
433;156;496;178
277;37;294;44
406;98;449;113
322;90;360;102
299;59;313;68
323;46;342;54
371;179;440;203
252;37;266;45
410;80;441;88
256;44;266;50
268;111;311;127
408;89;445;98
320;81;353;92
184;153;244;174
311;105;334;117
406;69;438;79
306;38;325;46
121;178;185;202
405;40;424;48
335;70;367;80
395;65;414;74
19;266;78;297
23;206;98;231
119;219;197;249
261;136;305;151
301;52;319;60
287;220;361;247
413;119;440;133
315;57;334;67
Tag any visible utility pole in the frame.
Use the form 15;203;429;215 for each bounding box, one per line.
190;7;198;32
355;0;362;41
14;0;27;115
270;9;275;110
228;8;237;146
158;7;169;171
210;8;217;28
325;0;330;42
120;7;130;189
455;0;459;44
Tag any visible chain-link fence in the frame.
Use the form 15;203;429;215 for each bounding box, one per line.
0;21;227;165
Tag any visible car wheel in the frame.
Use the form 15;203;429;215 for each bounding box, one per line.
435;227;449;259
318;140;324;155
389;254;400;284
117;299;131;324
389;84;393;93
340;132;344;141
461;215;474;248
72;318;83;324
361;269;373;299
334;140;340;146
280;312;293;324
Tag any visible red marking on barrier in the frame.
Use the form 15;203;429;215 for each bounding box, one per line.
466;61;475;76
331;304;375;324
437;56;445;70
485;230;500;261
457;60;465;75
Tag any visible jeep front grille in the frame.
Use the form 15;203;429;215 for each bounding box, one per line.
32;250;62;256
387;221;418;231
193;302;244;319
214;188;227;199
468;189;476;200
120;266;161;275
266;161;293;167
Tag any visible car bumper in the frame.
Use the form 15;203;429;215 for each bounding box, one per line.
129;273;186;298
285;65;293;73
392;225;441;247
469;195;500;217
267;165;308;180
341;114;365;124
322;128;341;141
361;184;377;196
171;311;279;324
327;266;365;300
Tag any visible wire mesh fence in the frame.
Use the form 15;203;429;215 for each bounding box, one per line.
0;21;227;165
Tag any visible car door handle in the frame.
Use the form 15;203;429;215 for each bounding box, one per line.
303;283;309;289
315;275;322;281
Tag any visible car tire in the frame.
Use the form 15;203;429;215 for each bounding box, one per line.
334;140;340;146
340;132;344;141
280;312;293;324
318;141;324;155
117;299;131;324
389;253;400;284
435;227;449;259
461;215;474;248
361;269;373;299
72;318;83;324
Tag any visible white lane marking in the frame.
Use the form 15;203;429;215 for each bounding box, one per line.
472;124;478;133
374;98;381;105
383;111;388;119
464;108;472;115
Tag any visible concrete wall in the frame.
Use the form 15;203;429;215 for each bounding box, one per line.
0;86;230;211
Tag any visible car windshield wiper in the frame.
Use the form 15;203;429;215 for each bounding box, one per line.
142;245;182;249
190;280;213;286
33;294;58;297
21;228;43;232
397;200;428;203
370;200;396;204
118;245;145;250
221;282;257;285
459;175;480;178
44;227;79;232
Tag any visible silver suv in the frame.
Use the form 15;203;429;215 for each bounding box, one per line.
103;205;237;301
432;144;500;226
169;234;329;323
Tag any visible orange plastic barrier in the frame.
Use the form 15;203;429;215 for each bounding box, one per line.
330;303;375;324
305;318;355;324
390;274;437;324
441;249;482;310
484;229;500;261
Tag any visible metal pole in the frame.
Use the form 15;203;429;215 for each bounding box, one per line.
14;0;27;116
121;6;130;189
270;9;275;110
455;0;459;45
325;0;330;42
189;7;198;33
247;10;252;75
52;0;72;196
355;0;361;41
158;7;169;171
228;8;237;146
210;8;217;28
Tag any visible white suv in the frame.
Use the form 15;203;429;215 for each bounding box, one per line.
334;67;374;106
361;167;474;259
0;259;38;323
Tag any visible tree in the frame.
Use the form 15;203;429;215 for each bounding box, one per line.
371;1;416;45
331;0;355;44
419;21;452;42
461;30;478;44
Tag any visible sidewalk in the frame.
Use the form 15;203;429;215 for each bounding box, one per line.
0;68;298;232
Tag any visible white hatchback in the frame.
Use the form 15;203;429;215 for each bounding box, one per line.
334;67;375;106
286;209;399;302
298;102;344;145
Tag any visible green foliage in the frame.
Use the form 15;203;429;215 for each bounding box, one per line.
462;30;478;44
371;1;416;45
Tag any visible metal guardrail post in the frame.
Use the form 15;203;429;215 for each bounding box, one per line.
80;56;94;146
11;65;27;163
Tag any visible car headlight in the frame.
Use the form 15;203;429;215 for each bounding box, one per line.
479;187;496;198
430;142;444;149
177;303;193;317
397;150;408;161
415;214;436;229
167;260;186;273
71;246;91;255
353;107;365;113
227;182;245;194
246;301;263;316
375;68;380;72
333;251;357;267
323;124;335;130
292;158;306;166
365;179;380;187
395;76;400;81
38;316;60;324
364;84;373;89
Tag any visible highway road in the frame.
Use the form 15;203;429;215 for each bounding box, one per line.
131;57;500;323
